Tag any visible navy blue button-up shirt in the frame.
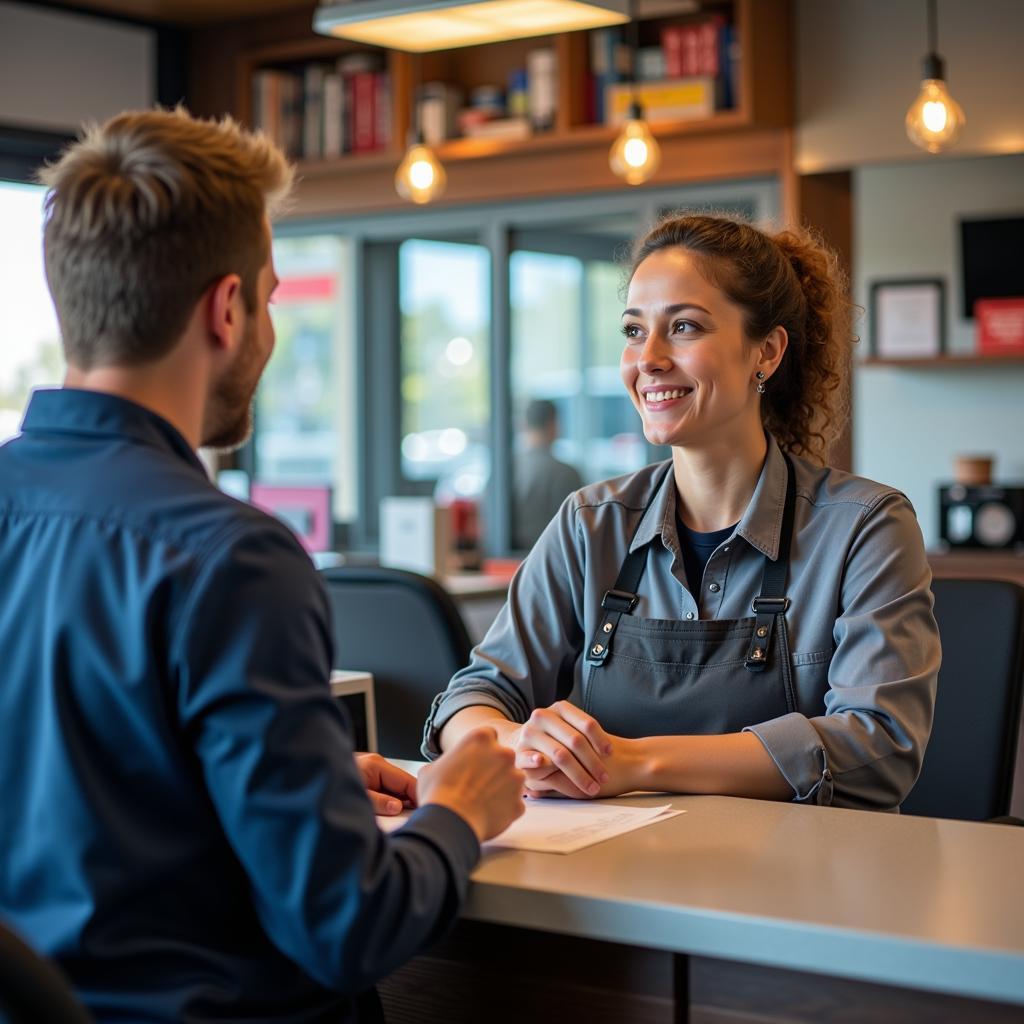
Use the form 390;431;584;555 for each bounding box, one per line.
0;388;479;1023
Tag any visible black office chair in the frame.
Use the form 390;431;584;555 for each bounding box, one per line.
0;919;93;1023
320;566;473;761
901;577;1024;822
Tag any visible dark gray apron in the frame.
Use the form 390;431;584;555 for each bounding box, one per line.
581;456;798;738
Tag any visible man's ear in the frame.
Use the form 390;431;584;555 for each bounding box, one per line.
207;273;244;355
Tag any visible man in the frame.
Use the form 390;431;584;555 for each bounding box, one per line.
0;108;523;1023
512;398;584;549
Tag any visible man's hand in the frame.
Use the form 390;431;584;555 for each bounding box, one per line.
417;727;525;843
357;753;418;816
508;701;614;796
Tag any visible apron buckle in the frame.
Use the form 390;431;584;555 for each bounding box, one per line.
602;589;638;613
746;597;790;672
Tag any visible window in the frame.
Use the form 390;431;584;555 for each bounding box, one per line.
399;239;490;503
509;244;650;549
256;234;358;523
0;181;63;445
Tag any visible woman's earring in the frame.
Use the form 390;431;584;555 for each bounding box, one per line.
755;370;767;395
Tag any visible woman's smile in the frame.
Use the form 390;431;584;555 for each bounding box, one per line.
639;385;694;410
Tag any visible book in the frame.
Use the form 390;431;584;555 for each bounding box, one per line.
589;26;629;123
527;47;558;131
374;71;391;150
350;70;377;152
322;71;344;158
661;16;736;111
636;46;667;82
303;63;325;159
661;24;683;78
605;76;715;124
462;116;531;141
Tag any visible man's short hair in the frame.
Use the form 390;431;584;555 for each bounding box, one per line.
525;398;558;432
39;107;294;369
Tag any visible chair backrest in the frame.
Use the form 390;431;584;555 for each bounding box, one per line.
319;566;473;761
0;919;93;1023
901;578;1024;820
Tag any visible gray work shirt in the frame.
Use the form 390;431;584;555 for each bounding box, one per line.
424;435;940;810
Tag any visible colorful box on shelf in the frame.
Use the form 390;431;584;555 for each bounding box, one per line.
605;76;715;125
976;298;1024;356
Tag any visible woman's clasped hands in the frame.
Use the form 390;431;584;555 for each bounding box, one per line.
508;700;646;799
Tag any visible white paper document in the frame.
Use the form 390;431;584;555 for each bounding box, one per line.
378;800;683;855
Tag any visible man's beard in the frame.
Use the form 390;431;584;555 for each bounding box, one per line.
202;317;263;452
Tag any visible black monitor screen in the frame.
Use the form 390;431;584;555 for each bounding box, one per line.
960;216;1024;318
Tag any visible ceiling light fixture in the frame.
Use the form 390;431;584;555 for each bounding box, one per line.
314;0;630;53
609;0;660;185
905;0;965;154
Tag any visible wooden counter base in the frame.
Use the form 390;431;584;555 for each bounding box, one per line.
379;920;1023;1023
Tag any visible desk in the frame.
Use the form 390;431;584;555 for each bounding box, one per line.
379;778;1024;1022
442;572;512;644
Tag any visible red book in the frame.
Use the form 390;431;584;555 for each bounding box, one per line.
696;16;724;76
661;25;683;77
681;25;699;77
350;71;376;153
976;298;1024;355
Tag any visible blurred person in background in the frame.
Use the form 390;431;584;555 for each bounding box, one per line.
512;397;584;550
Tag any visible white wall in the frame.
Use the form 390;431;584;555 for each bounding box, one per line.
797;0;1024;172
853;152;1024;548
0;1;154;135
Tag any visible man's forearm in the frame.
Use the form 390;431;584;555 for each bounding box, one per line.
438;706;518;753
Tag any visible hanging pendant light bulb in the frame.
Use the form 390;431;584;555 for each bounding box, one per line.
609;0;659;185
610;100;661;184
905;0;965;154
395;132;446;204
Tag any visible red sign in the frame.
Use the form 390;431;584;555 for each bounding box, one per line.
274;274;336;304
976;297;1024;355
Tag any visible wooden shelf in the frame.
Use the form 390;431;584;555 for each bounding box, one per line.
860;354;1024;369
188;0;794;216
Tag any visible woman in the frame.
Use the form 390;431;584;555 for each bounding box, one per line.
423;214;939;810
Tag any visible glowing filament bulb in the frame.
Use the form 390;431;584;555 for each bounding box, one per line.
395;142;446;204
609;111;661;186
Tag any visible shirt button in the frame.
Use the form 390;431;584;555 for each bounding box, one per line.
723;546;730;553
708;583;720;593
686;612;695;620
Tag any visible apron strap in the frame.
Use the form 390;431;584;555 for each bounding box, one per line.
745;453;797;673
586;462;673;665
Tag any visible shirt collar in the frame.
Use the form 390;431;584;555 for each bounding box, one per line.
629;460;678;554
628;434;790;561
20;387;207;476
735;435;789;561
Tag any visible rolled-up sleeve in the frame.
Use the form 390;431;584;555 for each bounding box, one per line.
422;495;587;758
746;492;940;810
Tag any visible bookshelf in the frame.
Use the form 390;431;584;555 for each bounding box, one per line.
188;0;794;216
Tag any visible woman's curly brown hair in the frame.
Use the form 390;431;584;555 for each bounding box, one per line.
627;214;855;463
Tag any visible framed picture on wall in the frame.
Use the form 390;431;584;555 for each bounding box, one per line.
869;279;945;359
